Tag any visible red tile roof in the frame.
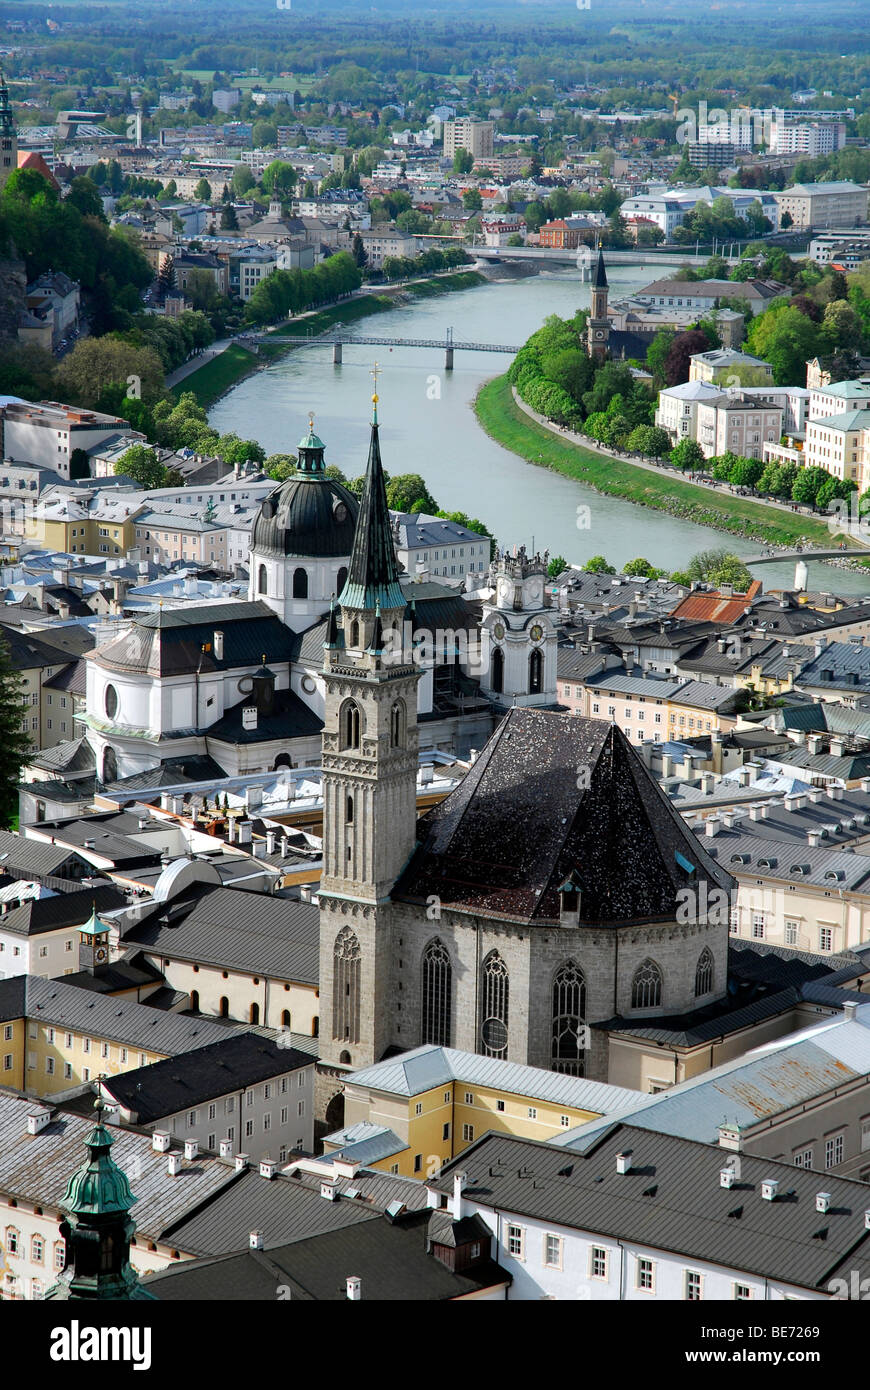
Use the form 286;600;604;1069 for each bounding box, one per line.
671;580;761;625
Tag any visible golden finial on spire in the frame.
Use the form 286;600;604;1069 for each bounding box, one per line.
308;411;315;433
370;361;381;423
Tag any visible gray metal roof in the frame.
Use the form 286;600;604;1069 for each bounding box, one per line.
0;974;234;1053
122;885;319;984
433;1125;870;1291
345;1045;641;1111
554;1007;870;1150
703;827;870;891
0;1090;236;1243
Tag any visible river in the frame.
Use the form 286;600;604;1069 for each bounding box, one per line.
209;266;870;597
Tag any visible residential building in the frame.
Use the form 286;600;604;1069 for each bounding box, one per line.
576;671;744;746
442;119;494;161
323;1045;641;1178
98;1032;316;1162
694;390;784;459
390;512;491;585
2;402;139;480
773;181;868;229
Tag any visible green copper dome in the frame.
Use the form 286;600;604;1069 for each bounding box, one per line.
298;429;325;452
60;1098;138;1217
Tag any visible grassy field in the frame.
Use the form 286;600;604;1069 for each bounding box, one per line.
179;343;264;409
475;375;849;552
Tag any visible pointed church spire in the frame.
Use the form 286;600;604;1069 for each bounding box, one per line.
592;240;607;289
337;383;405;613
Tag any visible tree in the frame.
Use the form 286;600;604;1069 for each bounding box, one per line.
351;232;368;268
452;148;474;174
623;557;664;578
547;556;568;578
791;465;831;508
583;555;616;574
231;164;255;196
462;188;483;212
69;448;91;481
261;160;297;198
115;445;166;489
689;549;752;590
55;339;164;408
670;439;705;472
220;202;239;231
664;329;717;386
780;211;793;230
0;633;32;827
66;176;105;221
194;178;212;203
264;453;298;481
385;474;437;513
252;120;278;148
746;305;820;386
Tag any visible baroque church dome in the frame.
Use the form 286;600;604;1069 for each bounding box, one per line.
250;423;359;560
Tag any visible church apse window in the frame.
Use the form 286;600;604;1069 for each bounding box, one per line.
422;938;452;1047
292;567;309;599
340;700;361;750
631;958;663;1010
390;699;405;748
552;961;587;1076
480;951;509;1058
529;648;543;696
258;564;268;595
333;926;361;1043
694;947;714;997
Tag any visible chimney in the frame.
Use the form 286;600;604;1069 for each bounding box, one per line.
219;1138;234;1159
705;817;721;838
749;804;764;821
184;1139;198;1160
830;738;846;758
661;754;673;779
235;1153;249;1172
861;777;870;794
718;1123;742;1151
260;1157;277;1180
300;884;312;902
242;706;257;731
720;1166;736;1189
737;767;750;787
828;784;845;801
761;1178;779;1202
843;1001;858;1021
26;1109;52;1135
816;1193;832;1214
266;829;277;855
167;1153;182;1176
346;1276;361;1302
321;1177;338;1201
214;629;224;661
152;1130;171;1152
615;1152;632;1175
280;837;289;858
807;830;822;847
236;819;252;845
701;772;715;794
452;1170;467;1219
249;1231;264;1250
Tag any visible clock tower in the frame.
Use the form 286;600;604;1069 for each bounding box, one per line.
587;243;610;361
78;904;111;973
0;68;17;191
480;547;557;707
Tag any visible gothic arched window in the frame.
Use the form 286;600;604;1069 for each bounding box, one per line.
480;951;509;1058
346;793;354;825
491;646;504;695
529;647;543;696
421;938;452;1047
349;619;360;648
694;946;714;997
390;699;405;748
631;958;663;1010
292;567;308;599
552;960;587;1076
333;926;361;1043
258;564;268;594
340;700;361;750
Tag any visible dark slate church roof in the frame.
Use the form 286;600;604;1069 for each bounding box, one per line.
393;708;733;926
91;601;295;678
249;427;359;561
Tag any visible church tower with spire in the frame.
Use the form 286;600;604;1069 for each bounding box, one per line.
318;375;421;1072
587;243;610;360
46;1095;155;1301
0;68;18;190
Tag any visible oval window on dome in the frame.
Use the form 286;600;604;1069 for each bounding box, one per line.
333;501;348;524
105;684;119;720
300;675;316;694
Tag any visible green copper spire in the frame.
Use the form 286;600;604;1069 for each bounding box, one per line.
46;1095;156;1301
296;411;327;478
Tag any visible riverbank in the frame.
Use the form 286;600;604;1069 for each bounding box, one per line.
178;270;486;409
474;373;848;553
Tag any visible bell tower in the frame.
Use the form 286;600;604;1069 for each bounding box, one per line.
587;243;610;361
318;375;421;1070
78;904;111;974
480;546;557;706
0;68;17;191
